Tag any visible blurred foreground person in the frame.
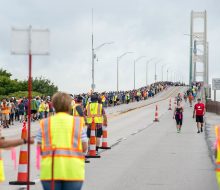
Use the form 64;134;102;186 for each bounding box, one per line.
37;92;88;190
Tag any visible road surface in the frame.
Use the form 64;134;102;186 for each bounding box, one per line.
0;86;218;190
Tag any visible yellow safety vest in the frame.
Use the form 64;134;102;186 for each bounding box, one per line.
40;113;85;181
216;126;220;187
86;103;103;124
73;104;80;117
39;103;45;112
101;96;106;103
0;150;5;182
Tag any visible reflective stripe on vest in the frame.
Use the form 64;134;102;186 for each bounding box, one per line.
41;149;84;157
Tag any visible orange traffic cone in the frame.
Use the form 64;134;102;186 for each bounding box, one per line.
153;105;159;122
86;118;101;158
9;121;35;185
99;126;111;150
168;98;172;110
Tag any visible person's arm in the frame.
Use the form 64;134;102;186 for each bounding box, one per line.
0;137;34;149
193;105;196;118
81;127;88;153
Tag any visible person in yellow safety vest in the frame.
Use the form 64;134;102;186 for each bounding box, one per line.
125;92;130;104
44;100;50;118
215;126;220;188
36;92;88;190
113;94;118;106
73;96;87;123
0;99;11;128
85;93;107;153
101;94;106;106
39;100;46;119
0;126;34;182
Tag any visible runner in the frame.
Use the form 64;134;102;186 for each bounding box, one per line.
173;100;184;133
193;98;206;133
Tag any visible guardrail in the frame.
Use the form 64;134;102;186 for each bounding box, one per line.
206;99;220;115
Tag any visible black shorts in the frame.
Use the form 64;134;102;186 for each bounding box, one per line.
175;114;183;125
175;117;182;125
87;127;103;138
196;115;204;123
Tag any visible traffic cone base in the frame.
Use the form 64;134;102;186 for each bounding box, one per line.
86;155;101;158
99;146;111;149
9;181;35;185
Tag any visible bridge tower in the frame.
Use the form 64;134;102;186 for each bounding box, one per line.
189;10;208;86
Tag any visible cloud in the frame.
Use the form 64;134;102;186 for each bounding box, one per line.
0;0;219;95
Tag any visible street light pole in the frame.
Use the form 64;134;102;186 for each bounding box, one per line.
117;52;133;91
91;9;113;91
134;56;146;89
146;58;155;86
161;64;166;81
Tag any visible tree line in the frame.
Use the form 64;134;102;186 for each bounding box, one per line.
0;68;58;99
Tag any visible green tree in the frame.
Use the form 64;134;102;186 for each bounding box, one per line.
0;68;58;97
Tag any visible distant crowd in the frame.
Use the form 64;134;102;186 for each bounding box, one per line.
0;81;184;128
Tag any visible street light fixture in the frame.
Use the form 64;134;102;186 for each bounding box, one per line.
154;59;161;83
117;51;133;91
134;56;146;89
91;41;114;91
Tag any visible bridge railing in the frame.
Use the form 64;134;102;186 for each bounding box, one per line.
206;99;220;115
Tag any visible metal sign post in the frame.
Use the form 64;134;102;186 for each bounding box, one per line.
11;26;49;190
212;78;220;101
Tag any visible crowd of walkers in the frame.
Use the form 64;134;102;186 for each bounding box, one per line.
0;96;54;128
0;81;183;128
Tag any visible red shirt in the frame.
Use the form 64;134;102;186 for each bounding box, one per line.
194;103;205;116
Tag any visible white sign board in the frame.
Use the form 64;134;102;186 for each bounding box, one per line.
212;78;220;90
11;27;49;55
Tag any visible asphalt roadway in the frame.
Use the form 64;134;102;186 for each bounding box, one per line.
0;86;218;190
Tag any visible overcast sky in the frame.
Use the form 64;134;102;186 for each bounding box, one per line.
0;0;219;94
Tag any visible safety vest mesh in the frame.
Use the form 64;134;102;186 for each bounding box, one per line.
40;113;85;181
0;150;5;182
86;103;103;124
